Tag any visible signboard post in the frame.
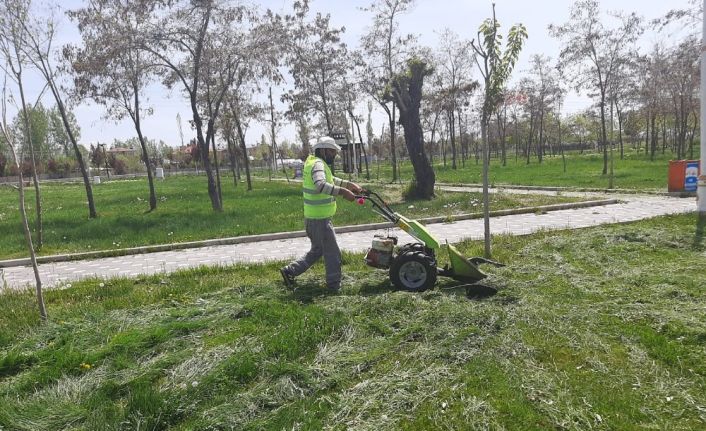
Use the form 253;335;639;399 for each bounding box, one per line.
696;0;706;216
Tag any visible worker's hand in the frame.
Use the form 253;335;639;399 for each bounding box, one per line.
339;188;356;202
348;183;363;194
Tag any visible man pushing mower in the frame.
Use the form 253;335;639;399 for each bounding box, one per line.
280;136;363;292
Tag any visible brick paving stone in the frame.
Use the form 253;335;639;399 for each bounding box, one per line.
2;190;697;291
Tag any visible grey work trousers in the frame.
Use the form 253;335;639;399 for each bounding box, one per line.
285;218;341;290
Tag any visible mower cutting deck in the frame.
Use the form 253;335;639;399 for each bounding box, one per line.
357;190;503;292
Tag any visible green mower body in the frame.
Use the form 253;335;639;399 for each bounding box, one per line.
359;190;501;291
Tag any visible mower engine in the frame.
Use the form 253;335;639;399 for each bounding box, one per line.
364;235;397;269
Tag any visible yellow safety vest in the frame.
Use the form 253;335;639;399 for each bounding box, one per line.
302;155;337;219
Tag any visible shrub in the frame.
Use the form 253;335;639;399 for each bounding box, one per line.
109;154;128;175
7;160;35;177
46;157;76;178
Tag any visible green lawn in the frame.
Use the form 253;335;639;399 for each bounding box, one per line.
0;176;582;260
358;149;677;190
1;213;704;429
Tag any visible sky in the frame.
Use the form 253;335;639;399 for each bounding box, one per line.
15;0;696;149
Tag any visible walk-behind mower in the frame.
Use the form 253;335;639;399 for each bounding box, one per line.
357;190;504;292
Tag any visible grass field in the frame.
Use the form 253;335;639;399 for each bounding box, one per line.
323;149;677;190
0;176;582;260
1;213;704;429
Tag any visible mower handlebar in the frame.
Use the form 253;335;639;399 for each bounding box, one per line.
354;189;398;223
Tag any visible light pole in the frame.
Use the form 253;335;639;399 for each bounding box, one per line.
699;0;706;216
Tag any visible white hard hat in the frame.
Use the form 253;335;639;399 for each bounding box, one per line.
312;136;341;152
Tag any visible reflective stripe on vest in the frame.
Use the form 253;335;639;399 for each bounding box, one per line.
302;155;337;219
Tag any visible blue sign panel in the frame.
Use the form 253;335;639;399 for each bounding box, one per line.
685;161;699;192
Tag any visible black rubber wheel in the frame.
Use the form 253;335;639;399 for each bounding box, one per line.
389;250;437;292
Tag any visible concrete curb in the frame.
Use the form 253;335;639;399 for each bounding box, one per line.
434;182;668;195
0;198;618;268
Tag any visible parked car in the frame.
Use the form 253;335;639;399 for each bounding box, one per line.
280;158;304;168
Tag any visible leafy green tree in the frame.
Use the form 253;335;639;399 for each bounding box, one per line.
47;107;79;157
14;103;48;162
471;4;527;258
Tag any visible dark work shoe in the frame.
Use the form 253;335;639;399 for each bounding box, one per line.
327;285;341;294
280;268;295;289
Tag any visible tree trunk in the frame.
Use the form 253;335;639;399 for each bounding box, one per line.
134;120;157;212
650;114;657;161
429;111;440;165
559;114;566;173
442;126;447;167
136;131;157;211
52;86;97;218
448;110;457;169
4;143;47;320
538;108;545;164
351;112;370;180
645;109;650;155
17;82;43;249
132;80;157;211
208;125;223;202
497;108;507;167
386;105;398;182
389;61;435;198
226;134;238;188
514;116;519;164
234;114;252;191
599;93;608;175
481;113;491;258
689;110;698;159
661;116;666;155
609;99;615;189
269;88;288;183
526;110;534;165
191;98;222;210
457;111;463;167
617;107;624;160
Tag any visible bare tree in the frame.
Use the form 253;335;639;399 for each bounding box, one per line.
360;0;417;182
637;44;668;161
663;38;699;159
284;2;348;136
526;54;561;163
0;0;44;248
550;0;642;176
18;0;97;218
340;77;371;179
70;0;159;211
436;29;476;170
0;74;46;321
225;78;261;192
268;87;289;181
138;1;279;211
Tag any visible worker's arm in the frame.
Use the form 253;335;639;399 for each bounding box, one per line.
333;176;363;194
312;161;355;201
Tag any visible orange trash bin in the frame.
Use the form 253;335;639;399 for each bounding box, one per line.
668;160;701;192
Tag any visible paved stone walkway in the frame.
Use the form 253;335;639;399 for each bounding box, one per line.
1;189;696;291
